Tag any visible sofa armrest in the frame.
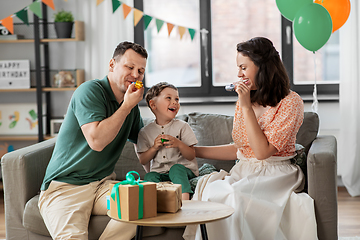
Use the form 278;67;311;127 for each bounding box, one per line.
1;137;56;238
307;135;337;240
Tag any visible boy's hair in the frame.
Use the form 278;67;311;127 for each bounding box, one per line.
145;82;178;108
112;41;148;60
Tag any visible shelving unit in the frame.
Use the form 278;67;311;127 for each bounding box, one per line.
0;7;84;142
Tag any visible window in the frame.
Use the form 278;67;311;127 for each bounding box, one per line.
135;1;339;99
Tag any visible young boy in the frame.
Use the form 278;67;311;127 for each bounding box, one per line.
137;82;198;200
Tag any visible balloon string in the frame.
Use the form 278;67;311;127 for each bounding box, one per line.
311;51;318;113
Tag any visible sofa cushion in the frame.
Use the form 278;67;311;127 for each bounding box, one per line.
186;112;236;172
296;112;319;154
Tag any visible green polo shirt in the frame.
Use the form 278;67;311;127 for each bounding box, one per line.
40;76;143;191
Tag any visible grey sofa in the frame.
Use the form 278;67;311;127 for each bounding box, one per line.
1;111;337;240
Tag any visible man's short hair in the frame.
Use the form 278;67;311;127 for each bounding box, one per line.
112;41;148;60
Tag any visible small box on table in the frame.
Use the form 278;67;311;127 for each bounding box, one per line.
109;182;157;221
156;182;182;213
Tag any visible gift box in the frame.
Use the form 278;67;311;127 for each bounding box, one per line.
156;182;182;213
109;172;157;221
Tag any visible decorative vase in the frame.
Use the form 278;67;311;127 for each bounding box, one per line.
54;22;74;38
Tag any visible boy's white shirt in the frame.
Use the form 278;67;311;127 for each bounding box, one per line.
137;119;199;176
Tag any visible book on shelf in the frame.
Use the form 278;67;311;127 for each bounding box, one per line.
0;34;25;40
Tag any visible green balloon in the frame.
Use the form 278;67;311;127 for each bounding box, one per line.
276;0;313;21
293;3;333;52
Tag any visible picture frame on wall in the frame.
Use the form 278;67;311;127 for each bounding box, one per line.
50;119;64;136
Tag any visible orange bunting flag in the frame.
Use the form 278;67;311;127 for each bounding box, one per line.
42;0;55;10
1;16;14;35
122;4;132;19
133;9;143;26
97;0;105;6
167;23;174;36
178;26;186;39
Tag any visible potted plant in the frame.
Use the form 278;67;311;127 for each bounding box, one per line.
53;10;74;38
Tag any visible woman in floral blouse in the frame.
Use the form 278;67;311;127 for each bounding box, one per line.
184;37;318;240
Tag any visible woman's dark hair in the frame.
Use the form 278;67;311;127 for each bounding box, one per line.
145;82;178;108
237;37;290;107
113;41;148;60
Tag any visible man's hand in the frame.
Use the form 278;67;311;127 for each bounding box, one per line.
123;82;144;110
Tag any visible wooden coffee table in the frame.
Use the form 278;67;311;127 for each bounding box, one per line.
108;200;234;240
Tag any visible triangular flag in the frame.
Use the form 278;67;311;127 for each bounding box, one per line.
96;0;105;6
188;28;196;41
42;0;55;11
155;19;164;33
133;9;143;27
178;26;186;39
29;1;42;19
1;16;14;34
122;4;132;19
16;8;29;26
143;15;152;30
167;23;174;36
112;0;121;13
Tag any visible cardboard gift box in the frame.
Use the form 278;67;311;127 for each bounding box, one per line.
109;181;157;221
156;182;182;213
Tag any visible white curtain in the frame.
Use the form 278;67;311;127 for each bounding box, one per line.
71;0;134;81
339;0;360;196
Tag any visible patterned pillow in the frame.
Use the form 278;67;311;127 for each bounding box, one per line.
293;144;307;176
190;163;217;192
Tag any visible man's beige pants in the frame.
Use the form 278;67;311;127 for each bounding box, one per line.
38;173;136;240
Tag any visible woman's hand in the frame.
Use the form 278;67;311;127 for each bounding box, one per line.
235;80;252;109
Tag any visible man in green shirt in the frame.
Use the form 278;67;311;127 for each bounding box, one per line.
38;41;147;240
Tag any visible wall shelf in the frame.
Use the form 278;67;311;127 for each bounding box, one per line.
0;16;85;142
0;21;85;43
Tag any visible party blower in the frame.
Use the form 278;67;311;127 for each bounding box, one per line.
225;77;246;91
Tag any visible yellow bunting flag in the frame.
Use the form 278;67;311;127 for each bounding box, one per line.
122;3;132;19
133;9;143;26
167;23;174;36
178;26;186;39
97;0;105;6
1;16;14;34
42;0;55;10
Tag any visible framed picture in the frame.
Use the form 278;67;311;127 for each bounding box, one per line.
0;103;45;135
50;119;64;136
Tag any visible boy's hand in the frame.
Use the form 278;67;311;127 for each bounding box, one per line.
152;134;164;151
161;134;180;148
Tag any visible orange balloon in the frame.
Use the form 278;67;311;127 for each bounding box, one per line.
314;0;351;33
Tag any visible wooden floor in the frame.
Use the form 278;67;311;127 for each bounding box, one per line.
0;187;358;238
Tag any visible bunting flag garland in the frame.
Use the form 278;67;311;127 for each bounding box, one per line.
0;0;201;42
28;1;42;19
109;0;200;41
1;16;14;34
42;0;55;11
112;0;121;13
15;9;29;26
167;23;174;36
143;15;153;30
0;0;56;36
122;3;132;19
178;26;186;39
188;28;196;41
133;9;143;27
155;19;164;33
97;0;105;6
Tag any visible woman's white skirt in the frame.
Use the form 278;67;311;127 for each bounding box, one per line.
183;154;318;240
